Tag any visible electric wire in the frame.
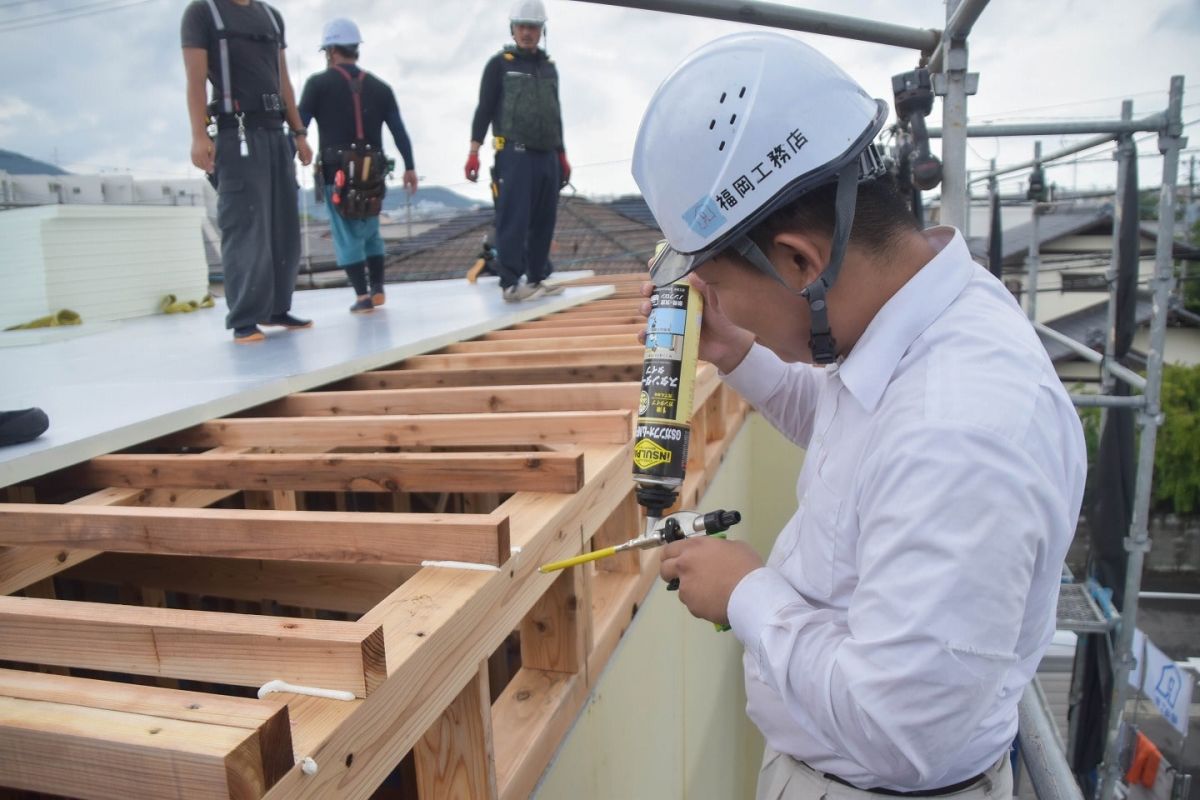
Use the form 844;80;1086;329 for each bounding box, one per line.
0;0;158;32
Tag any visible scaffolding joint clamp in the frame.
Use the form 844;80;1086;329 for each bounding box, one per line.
1123;536;1151;554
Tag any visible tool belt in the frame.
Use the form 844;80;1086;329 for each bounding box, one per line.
210;110;285;131
325;144;388;220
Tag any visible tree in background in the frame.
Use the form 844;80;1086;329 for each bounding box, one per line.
1154;362;1200;514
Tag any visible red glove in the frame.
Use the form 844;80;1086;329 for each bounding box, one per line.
465;152;480;182
558;151;571;188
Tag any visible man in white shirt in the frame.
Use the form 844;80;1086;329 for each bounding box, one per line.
631;33;1087;799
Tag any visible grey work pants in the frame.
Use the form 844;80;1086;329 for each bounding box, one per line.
214;127;301;330
757;748;1013;800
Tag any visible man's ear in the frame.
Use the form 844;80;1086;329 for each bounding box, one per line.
770;231;829;290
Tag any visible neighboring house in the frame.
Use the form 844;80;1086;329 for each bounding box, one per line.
966;202;1200;381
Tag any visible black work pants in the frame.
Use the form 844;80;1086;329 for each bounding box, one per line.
214;127;301;330
493;148;559;289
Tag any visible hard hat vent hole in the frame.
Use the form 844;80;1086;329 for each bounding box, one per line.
719;141;726;151
729;114;737;125
719;92;727;104
739;86;746;98
709;120;715;130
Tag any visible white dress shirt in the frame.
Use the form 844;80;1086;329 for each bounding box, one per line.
724;227;1087;792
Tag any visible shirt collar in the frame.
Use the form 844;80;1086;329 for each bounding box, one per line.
836;227;974;413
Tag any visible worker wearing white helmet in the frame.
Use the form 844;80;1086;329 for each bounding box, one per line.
640;33;1086;798
465;0;570;302
298;17;418;313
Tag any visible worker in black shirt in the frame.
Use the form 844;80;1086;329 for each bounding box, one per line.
182;0;313;344
299;18;419;313
465;0;569;303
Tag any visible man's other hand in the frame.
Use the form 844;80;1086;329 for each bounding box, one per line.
295;136;313;167
191;136;215;173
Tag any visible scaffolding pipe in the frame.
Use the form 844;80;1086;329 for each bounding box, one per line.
926;0;990;72
566;0;939;50
1069;394;1146;409
938;0;970;230
968;128;1127;185
1033;321;1148;391
929;114;1163;140
1017;680;1085;800
1098;75;1185;800
1102;102;1136;401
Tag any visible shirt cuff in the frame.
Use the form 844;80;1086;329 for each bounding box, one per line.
727;566;799;652
720;343;788;407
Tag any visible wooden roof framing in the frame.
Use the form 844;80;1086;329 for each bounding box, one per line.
0;273;749;800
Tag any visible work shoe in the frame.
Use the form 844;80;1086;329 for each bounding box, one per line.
370;285;386;307
350;296;375;314
502;283;537;303
0;407;49;447
233;325;266;344
529;281;564;296
262;312;313;329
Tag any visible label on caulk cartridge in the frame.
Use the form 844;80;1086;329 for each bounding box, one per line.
633;281;702;483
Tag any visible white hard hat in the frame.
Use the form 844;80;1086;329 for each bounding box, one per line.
320;18;362;50
510;0;547;25
633;32;887;289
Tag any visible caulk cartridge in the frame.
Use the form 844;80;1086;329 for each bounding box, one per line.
632;277;703;521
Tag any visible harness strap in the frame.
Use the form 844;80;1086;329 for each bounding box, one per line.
203;0;283;115
331;64;367;141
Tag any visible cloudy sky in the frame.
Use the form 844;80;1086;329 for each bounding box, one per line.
1;0;1197;205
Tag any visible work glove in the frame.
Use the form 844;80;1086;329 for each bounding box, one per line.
558;151;571;189
465;152;481;182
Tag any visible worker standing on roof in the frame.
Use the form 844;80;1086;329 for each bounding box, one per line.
181;0;313;344
299;18;419;314
464;0;569;303
637;33;1087;798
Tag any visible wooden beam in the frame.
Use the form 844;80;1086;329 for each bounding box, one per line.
67;554;415;615
337;364;643;390
74;451;585;494
0;505;512;567
481;323;643;341
165;411;632;449
492;668;587;800
260;444;632;799
259;383;637;417
441;334;634;354
519;565;589;675
0;596;386;696
512;315;642;330
0;694;284;800
399;346;643;371
0;486;240;596
414;662;498;800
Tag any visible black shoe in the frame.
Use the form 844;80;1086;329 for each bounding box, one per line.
262;313;313;329
350;296;375;314
233;325;266;344
0;407;50;447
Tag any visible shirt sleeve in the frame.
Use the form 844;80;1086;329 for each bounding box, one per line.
727;421;1053;787
470;55;502;143
721;343;823;448
297;75;316;128
180;0;211;49
382;87;415;171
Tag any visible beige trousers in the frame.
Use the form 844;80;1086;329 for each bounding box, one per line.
756;748;1013;800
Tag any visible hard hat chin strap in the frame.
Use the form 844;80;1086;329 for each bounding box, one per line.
802;160;859;364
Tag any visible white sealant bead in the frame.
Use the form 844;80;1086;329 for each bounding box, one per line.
301;757;319;776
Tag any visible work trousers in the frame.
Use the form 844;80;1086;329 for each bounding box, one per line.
492;147;559;289
214;127;301;330
324;186;386;266
757;749;1012;800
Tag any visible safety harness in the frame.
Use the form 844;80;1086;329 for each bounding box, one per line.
202;0;282;116
323;65;388;220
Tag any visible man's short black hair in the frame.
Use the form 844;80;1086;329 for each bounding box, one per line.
331;44;359;59
750;172;920;258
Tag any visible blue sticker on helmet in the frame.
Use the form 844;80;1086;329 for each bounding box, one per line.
682;195;725;237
